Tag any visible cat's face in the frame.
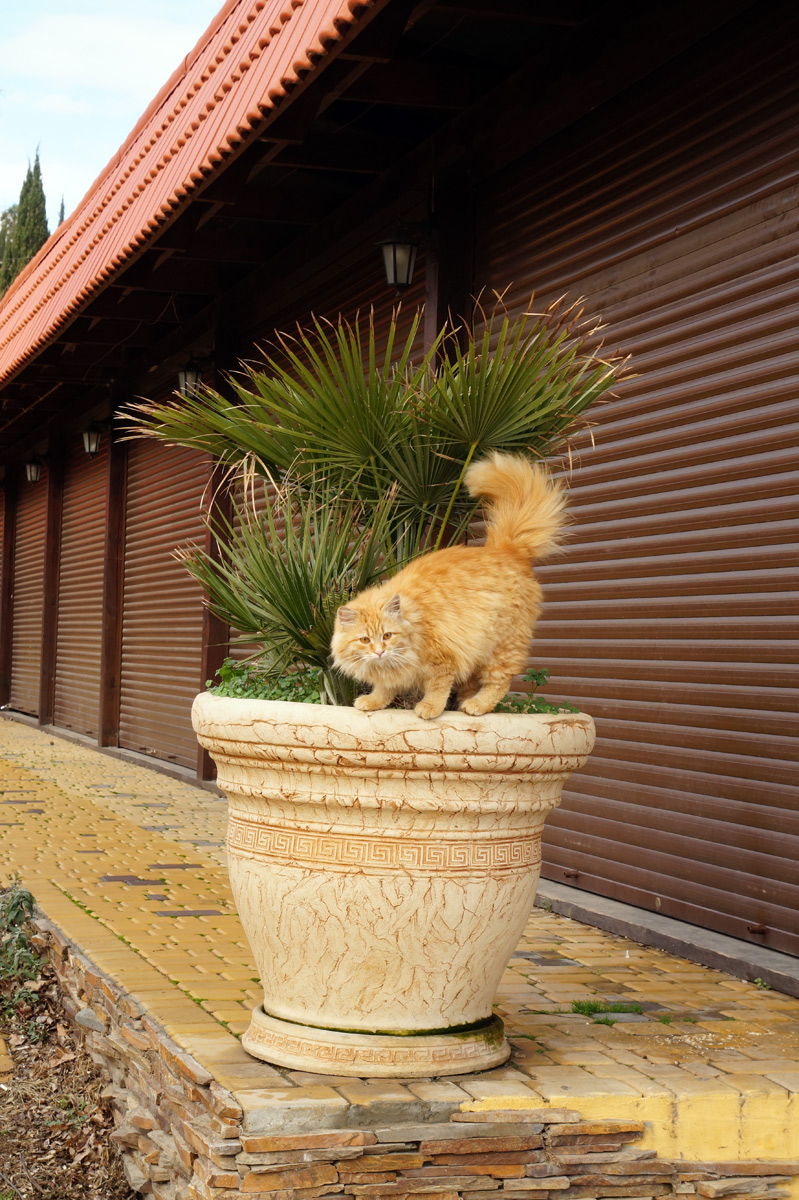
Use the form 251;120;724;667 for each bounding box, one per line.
331;594;417;683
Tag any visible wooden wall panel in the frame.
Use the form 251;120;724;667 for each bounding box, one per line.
9;471;48;716
53;436;110;737
118;442;209;769
473;11;799;954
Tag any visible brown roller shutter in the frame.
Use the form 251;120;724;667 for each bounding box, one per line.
53;436;109;736
9;469;48;716
0;488;4;606
473;12;799;953
118;441;209;769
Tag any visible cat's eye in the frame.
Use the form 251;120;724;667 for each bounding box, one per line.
359;636;370;643
383;633;393;640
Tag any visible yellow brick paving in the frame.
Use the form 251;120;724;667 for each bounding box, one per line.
1;716;798;1172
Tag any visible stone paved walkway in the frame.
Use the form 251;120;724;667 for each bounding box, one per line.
1;715;798;1176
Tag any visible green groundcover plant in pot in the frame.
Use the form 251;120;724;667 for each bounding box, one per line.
127;296;626;710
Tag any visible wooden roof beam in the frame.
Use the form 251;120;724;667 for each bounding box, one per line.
432;0;586;24
114;254;241;295
339;59;474;109
273;128;409;174
29;362;122;382
155;223;295;264
83;288;181;323
338;0;419;62
47;318;155;347
194;179;333;226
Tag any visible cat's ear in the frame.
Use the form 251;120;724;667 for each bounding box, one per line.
337;606;357;625
383;594;402;617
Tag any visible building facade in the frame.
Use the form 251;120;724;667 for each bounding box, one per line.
0;0;796;955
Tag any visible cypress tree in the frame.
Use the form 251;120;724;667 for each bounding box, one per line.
0;153;50;294
58;195;65;225
0;206;18;290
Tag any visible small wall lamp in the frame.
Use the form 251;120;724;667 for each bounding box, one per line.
378;227;419;294
178;356;204;397
82;423;103;456
25;458;43;484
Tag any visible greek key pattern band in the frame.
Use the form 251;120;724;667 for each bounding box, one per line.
243;1021;503;1067
227;814;541;874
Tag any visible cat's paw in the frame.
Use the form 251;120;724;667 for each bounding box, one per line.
459;696;494;716
354;694;387;712
414;699;446;720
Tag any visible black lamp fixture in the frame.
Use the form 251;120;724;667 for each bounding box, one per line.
82;422;103;456
378;227;419;294
25;457;43;484
178;356;203;397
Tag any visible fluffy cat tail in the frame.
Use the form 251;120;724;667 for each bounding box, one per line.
464;452;566;560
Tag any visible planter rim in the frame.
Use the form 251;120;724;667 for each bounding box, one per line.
193;689;595;762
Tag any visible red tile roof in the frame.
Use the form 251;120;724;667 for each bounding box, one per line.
0;0;378;387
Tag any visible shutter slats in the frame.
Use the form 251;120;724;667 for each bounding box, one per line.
9;471;48;716
53;437;108;736
118;441;209;769
474;13;799;952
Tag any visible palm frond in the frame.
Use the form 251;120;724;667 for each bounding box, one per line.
130;296;629;701
179;476;395;697
420;298;627;464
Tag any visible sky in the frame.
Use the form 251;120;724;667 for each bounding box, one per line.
0;0;225;231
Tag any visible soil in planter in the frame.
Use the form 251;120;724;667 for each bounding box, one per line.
0;886;134;1200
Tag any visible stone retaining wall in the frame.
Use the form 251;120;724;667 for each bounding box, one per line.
34;917;799;1200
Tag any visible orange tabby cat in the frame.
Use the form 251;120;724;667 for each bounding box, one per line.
331;452;566;719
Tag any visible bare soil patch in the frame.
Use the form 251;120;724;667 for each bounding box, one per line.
0;885;134;1200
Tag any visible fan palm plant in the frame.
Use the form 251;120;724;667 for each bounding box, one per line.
126;296;627;704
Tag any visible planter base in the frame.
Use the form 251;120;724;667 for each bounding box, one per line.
242;1007;510;1077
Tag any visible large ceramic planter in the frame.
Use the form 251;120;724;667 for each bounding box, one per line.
192;693;595;1077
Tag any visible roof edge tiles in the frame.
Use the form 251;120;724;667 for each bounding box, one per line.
0;0;379;388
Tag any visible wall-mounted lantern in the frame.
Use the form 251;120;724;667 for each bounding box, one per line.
25;458;43;484
178;357;203;397
82;423;102;456
378;228;419;294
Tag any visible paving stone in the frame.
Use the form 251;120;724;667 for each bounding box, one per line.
238;1148;367;1167
418;1136;545;1156
525;1069;642;1100
458;1080;542;1101
337;1172;397;1186
336;1082;417;1105
74;1006;108;1032
236;1088;350;1135
350;1181;490;1194
407;1082;472;1103
451;1110;578;1125
548;1122;645;1137
239;1163;338;1191
717;1075;790;1094
507;1179;571;1190
696;1179;792;1197
375;1124;546;1143
403;1164;528;1179
761;1070;799;1092
241;1132;378;1154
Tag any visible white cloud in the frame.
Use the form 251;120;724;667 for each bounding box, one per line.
0;13;202;98
0;0;225;227
13;92;91;117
